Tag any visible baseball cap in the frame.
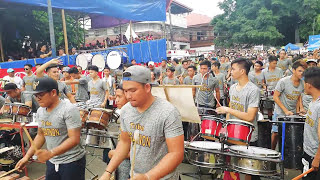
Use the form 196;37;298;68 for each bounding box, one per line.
123;65;151;84
25;77;58;94
3;83;18;91
148;61;155;67
7;68;14;73
306;59;318;64
62;67;70;72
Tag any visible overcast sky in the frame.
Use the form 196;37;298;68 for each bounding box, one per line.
176;0;224;18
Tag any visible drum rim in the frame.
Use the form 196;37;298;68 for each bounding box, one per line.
226;119;254;126
90;108;113;113
277;115;306;119
189;141;227;150
229;145;280;158
107;51;122;69
92;54;106;71
201;116;224;121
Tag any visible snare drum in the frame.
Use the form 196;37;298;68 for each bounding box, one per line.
197;107;217;116
110;108;120;123
201;116;224;140
85;129;118;149
86;108;113;129
4;103;32;117
79;109;89;127
186;141;227;168
226;119;254;145
0;158;15;171
229;145;280;175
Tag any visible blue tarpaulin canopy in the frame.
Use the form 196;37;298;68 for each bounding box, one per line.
4;0;167;21
284;43;300;51
308;40;320;51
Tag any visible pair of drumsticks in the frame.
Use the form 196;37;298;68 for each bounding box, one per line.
0;123;36;178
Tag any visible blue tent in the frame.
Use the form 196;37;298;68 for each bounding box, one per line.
284;43;300;51
308;40;320;51
4;0;166;21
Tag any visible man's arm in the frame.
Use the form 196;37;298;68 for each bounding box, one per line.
215;87;220;104
39;51;52;59
273;90;292;115
66;93;76;103
36;58;62;78
224;107;258;122
144;135;184;179
312;117;320;171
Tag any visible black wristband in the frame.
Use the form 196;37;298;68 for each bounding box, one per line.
105;170;112;174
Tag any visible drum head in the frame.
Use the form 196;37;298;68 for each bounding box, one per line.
227;119;254;126
90;108;113;113
92;54;106;71
189;141;227;150
229;145;280;158
107;51;122;69
76;54;92;70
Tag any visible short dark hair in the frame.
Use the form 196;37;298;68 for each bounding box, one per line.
255;61;263;67
292;60;308;70
77;66;83;70
24;64;33;68
87;65;99;72
167;67;175;72
131;59;136;62
279;49;286;54
212;62;221;69
35;63;43;67
303;67;320;89
182;60;188;64
187;65;197;71
200;60;211;68
231;58;252;75
268;55;278;63
162;59;167;62
173;58;179;64
68;67;79;74
45;64;59;72
104;66;110;70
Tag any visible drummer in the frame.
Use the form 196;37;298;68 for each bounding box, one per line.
216;58;260;180
86;65;110;108
35;59;76;103
302;67;320;179
103;67;116;109
15;77;86;179
99;65;184;180
64;67;89;103
22;64;36;91
1;83;39;113
271;60;307;150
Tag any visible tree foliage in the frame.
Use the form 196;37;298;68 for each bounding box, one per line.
212;0;320;47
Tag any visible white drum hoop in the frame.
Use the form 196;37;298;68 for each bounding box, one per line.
106;51;122;70
92;54;106;71
76;54;92;70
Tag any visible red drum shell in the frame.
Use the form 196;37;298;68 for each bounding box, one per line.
201;116;223;140
226;120;254;145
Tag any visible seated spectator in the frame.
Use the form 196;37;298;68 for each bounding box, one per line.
58;48;66;56
38;44;52;58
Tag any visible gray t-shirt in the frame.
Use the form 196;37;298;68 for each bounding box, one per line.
220;62;230;75
229;82;260;142
302;93;313;111
120;97;183;179
248;71;264;89
163;77;180;85
23;74;36;91
174;64;183;76
277;58;292;72
0;96;5;108
87;79;108;107
150;68;161;80
183;76;193;85
75;76;89;102
274;76;304;115
215;73;226;99
262;67;283;90
8;91;39;113
57;81;71;100
36;100;85;164
303;98;320;157
103;76;115;95
192;74;219;108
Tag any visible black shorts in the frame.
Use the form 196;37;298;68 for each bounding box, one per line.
302;152;320;180
46;155;86;180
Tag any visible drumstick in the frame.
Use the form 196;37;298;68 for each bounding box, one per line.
0;167;19;178
130;130;139;178
214;93;222;107
20;123;38;151
292;168;314;180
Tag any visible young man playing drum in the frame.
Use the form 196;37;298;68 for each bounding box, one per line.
216;58;260;180
15;77;86;180
99;66;184;180
36;59;76;103
271;60;307;150
302;67;320;179
65;67;89;102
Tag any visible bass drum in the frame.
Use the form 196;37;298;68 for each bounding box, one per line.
92;54;107;72
106;50;128;70
76;53;93;70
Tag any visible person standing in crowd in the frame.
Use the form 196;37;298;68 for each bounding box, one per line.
277;49;292;73
35;59;76;103
99;66;184;180
271;60;307;150
15;77;86;180
192;60;220;110
179;60;189;83
86;65;109;108
162;67;180;85
58;49;66;56
249;61;264;89
131;59;136;65
66;67;89;102
38;44;52;58
302;67;320;180
306;59;318;68
219;55;231;76
261;56;283;120
61;67;75;94
216;58;260;180
103;67;116;109
3;68;23;89
172;58;183;77
150;71;160;86
147;61;161;82
212;62;227;106
22;64;36;91
77;66;83;75
159;59;167;80
183;65;196;85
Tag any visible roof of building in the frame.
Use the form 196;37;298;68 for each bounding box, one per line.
170;0;193;14
186;13;212;27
